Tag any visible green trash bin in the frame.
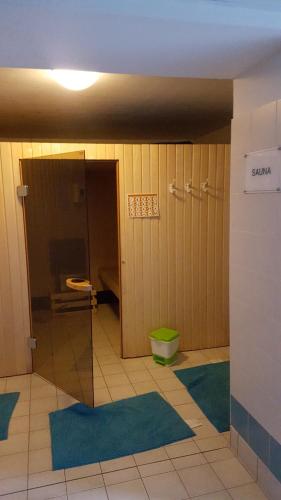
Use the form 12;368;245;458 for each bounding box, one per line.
149;327;180;366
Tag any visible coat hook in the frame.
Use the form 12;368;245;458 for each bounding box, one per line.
200;179;208;192
168;178;176;194
184;180;192;193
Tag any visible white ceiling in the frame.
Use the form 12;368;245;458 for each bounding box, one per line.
2;1;281;141
0;69;232;141
0;1;281;78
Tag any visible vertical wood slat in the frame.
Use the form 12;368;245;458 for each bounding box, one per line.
215;145;226;346
191;145;201;350
175;145;185;349
207;145;217;347
182;145;193;351
159;145;169;327
141;145;152;352
0;141;230;375
132;145;144;355
150;145;160;333
199;145;209;348
167;145;177;329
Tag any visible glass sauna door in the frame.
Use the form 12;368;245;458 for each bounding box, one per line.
21;159;94;406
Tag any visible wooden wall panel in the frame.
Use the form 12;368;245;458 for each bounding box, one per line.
0;142;230;375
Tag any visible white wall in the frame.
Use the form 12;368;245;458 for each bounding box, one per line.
0;1;281;78
234;50;281;114
231;50;281;445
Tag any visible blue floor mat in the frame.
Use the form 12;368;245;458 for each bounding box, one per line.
0;392;20;440
175;361;230;433
49;391;195;470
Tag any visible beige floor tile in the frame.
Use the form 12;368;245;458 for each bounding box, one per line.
9;416;30;435
196;436;228;452
94;377;107;389
97;355;120;367
65;463;101;481
149;367;175;380
100;364;124;376
228;482;267;499
104;373;130;388
1;492;28;500
184;351;209;364
6;375;31;391
156;377;185;392
68;487;108;499
141;357;160;370
178;463;224;497
100;456;135;473
109;385;135;400
29;429;51;451
192;492;231;499
175;403;205;420
222;431;231;446
0;452;28;480
127;370;153;384
31;375;52;389
211;458;254;489
204;448;234;463
28;448;52;474
164;390;193;406
166;439;200;459
133;381;159;395
31;385;57;400
66;474;104;494
28;470;65;489
143;471;188;500
193;420;219;440
30;398;57;415
0;475;27;496
138;460;174;478
27;482;66;499
18;389;31;402
103;467;140;486
0;433;29;456
121;359;146;372
57;395;78;410
106;478;148;500
93;366;102;377
94;388;112;406
172;453;207;470
13;402;30;418
202;348;226;361
134;447;169;465
0;377;6;392
30;413;50;432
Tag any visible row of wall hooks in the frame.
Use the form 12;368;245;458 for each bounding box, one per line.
168;179;209;194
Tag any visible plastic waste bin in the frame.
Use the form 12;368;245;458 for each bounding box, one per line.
149;327;180;366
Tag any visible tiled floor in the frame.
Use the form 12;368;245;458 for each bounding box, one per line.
0;307;268;499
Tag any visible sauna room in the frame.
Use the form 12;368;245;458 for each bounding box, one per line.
0;69;232;407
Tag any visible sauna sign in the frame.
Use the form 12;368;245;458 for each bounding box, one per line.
244;148;281;193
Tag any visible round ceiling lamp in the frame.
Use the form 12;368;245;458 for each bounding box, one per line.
49;69;100;91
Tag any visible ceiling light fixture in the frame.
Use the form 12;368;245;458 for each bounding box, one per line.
49;69;100;91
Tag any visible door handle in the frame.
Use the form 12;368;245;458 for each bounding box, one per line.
66;277;92;292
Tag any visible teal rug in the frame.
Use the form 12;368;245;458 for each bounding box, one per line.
175;361;230;433
0;392;20;440
49;391;195;470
